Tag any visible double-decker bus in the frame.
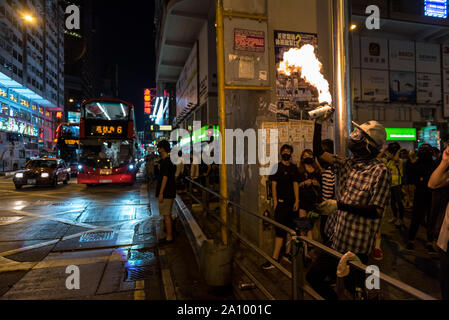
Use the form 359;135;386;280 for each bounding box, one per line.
55;122;79;175
77;98;137;186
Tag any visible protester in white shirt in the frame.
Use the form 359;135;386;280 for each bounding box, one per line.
428;146;449;300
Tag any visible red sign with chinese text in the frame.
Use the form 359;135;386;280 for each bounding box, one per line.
144;88;152;114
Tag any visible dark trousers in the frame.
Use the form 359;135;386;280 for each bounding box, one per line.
306;251;369;300
409;188;432;242
428;189;449;242
320;215;329;244
441;245;449;300
390;185;404;220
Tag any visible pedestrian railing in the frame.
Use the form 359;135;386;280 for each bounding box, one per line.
183;177;437;300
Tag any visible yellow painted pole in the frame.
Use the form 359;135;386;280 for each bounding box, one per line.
216;0;228;245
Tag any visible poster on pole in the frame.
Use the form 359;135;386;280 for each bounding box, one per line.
417;73;442;104
444;94;449;118
274;30;319;121
416;42;441;74
389;40;415;72
443;69;449;93
389;71;416;103
361;37;388;70
443;44;449;68
352;68;361;101
361;69;389;102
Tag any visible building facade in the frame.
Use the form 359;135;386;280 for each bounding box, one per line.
0;0;64;170
155;0;449;251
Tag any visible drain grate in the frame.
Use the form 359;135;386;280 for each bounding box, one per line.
125;265;156;281
124;249;157;282
79;231;114;242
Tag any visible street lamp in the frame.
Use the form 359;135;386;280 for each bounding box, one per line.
23;15;34;23
69;98;74;103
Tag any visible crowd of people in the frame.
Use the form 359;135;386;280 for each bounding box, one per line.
144;121;449;299
261;115;449;300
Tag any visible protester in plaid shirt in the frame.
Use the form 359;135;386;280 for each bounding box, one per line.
306;115;391;300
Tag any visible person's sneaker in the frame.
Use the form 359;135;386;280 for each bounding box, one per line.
388;217;396;224
372;248;383;260
395;219;404;227
406;241;415;250
282;254;293;263
261;260;277;270
425;242;436;253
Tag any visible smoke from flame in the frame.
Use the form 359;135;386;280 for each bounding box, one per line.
278;44;332;105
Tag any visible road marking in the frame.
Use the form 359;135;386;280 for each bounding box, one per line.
0;190;66;199
7;209;100;230
134;280;145;300
0;250;127;272
0;218;149;257
158;248;176;300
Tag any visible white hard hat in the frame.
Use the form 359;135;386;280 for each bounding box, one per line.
352;120;386;149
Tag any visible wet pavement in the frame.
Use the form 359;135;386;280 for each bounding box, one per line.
0;174;165;300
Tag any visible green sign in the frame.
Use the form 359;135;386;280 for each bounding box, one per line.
179;125;220;147
385;128;417;141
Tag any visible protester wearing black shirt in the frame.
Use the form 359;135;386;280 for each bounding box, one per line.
262;144;299;270
407;144;438;250
296;149;322;239
156;140;176;245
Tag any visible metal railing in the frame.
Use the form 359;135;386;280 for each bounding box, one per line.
182;177;437;300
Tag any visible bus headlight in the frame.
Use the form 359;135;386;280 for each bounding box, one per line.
41;172;49;178
77;164;83;172
128;164;134;171
15;173;23;179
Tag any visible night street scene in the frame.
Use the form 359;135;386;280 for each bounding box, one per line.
1;0;449;310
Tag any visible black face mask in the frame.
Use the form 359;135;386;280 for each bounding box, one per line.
348;138;377;160
303;157;314;165
281;153;291;161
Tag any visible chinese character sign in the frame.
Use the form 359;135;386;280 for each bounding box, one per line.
144;89;152;114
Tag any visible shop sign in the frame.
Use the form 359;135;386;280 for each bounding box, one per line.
234;29;265;53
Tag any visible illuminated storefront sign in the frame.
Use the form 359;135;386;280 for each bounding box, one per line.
56;112;63;119
425;0;448;19
9;93;18;103
67;111;80;123
144;88;152;114
39;107;44;114
385;128;417;141
0;88;7;98
32;104;37;111
0;116;38;136
20;99;30;108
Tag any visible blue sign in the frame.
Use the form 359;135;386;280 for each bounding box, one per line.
425;0;448;19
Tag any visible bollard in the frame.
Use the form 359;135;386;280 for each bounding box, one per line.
199;239;233;286
291;236;305;300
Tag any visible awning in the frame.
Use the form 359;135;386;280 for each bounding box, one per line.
156;0;212;84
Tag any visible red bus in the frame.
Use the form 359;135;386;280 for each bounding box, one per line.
77;98;137;186
55;122;79;175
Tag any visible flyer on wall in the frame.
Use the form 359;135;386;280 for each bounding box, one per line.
274;31;319;121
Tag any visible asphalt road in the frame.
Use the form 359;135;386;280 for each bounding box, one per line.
0;174;167;300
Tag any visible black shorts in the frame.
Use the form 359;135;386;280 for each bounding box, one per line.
274;200;294;237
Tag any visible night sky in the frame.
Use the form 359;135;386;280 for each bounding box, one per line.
92;0;156;132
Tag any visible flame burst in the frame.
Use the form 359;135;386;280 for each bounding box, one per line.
278;44;332;105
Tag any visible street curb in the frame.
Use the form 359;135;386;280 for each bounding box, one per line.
0;171;16;178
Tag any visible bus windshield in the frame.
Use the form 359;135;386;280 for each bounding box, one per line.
84;102;132;121
60;125;79;139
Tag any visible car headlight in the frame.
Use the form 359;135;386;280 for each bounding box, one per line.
41;172;49;178
15;173;23;178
